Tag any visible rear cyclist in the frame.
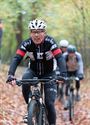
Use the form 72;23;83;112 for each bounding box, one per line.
56;39;69;102
63;45;84;108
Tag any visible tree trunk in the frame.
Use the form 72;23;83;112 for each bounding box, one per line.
15;13;23;47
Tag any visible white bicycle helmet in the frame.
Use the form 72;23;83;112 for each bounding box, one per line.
28;19;47;30
59;40;69;47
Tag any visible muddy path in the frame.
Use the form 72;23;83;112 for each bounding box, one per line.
0;65;90;125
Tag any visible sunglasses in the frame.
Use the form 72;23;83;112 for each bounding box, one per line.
31;30;45;34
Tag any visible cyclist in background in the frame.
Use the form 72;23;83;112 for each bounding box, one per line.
56;40;69;102
63;45;84;108
6;19;67;125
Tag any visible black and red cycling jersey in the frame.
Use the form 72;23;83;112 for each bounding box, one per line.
8;35;67;76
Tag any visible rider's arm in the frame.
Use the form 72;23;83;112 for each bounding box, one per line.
8;41;27;75
55;54;67;76
76;52;84;76
8;54;24;75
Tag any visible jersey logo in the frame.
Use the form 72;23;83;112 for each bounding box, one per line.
26;51;53;60
37;52;43;59
27;52;35;60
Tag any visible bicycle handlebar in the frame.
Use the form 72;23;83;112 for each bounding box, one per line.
16;78;51;86
65;76;79;81
16;76;66;86
15;76;79;86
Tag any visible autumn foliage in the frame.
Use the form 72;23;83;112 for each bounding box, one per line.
0;65;90;125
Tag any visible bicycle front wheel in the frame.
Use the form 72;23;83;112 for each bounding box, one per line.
28;100;40;125
68;93;74;121
39;104;49;125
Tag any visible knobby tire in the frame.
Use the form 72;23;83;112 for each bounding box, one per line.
28;100;40;125
69;93;74;121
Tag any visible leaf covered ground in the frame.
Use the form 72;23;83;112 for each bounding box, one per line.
0;65;90;125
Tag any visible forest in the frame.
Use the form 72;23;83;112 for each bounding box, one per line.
0;0;90;67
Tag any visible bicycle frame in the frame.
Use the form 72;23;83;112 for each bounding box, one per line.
16;77;52;125
28;83;41;102
16;75;65;125
29;82;48;125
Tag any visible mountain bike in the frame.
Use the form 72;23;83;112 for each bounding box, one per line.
16;76;57;125
66;76;79;121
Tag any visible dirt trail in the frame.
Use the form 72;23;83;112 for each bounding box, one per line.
0;65;90;125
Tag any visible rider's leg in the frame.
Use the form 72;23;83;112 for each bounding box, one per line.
75;80;81;101
45;85;57;125
44;72;57;125
22;68;37;123
64;82;69;110
75;80;80;92
22;68;36;104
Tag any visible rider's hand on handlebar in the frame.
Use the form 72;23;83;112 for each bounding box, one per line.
77;74;84;80
56;72;67;84
6;75;16;86
56;80;64;84
60;72;67;77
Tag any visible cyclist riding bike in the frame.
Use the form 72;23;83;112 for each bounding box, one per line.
55;40;69;100
6;19;67;125
63;45;84;108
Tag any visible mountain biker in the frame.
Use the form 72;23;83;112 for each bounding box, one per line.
6;19;67;125
54;39;69;71
63;45;84;107
56;40;69;102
